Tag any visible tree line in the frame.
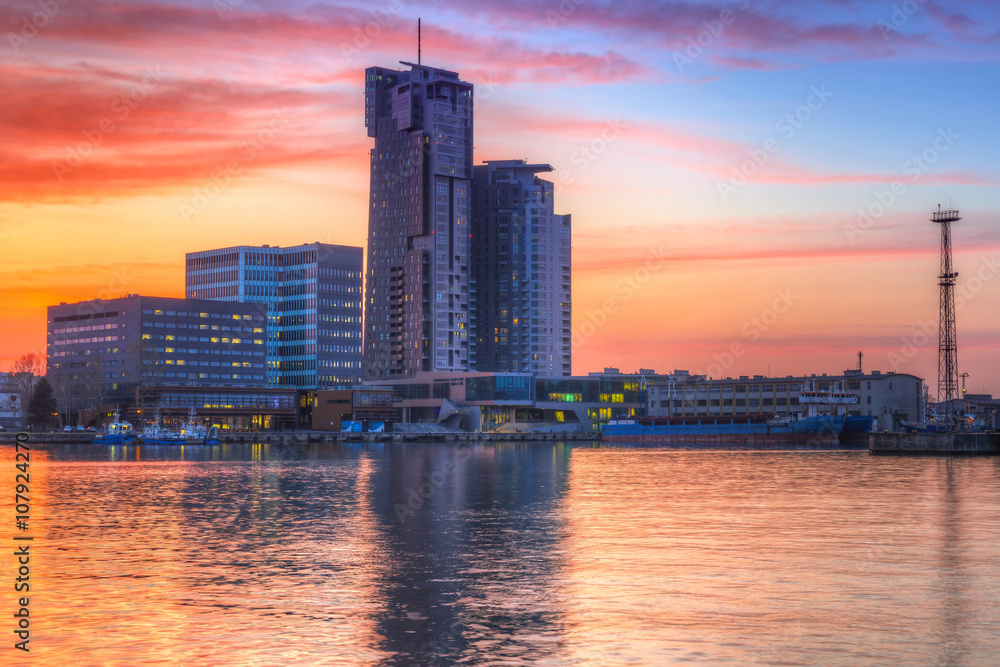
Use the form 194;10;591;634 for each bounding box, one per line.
7;352;80;430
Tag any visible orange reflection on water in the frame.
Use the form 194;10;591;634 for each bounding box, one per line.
26;448;392;665
557;449;1000;665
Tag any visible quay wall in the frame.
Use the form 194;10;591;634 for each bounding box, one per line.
869;432;999;455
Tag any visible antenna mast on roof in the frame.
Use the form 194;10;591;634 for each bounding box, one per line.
418;18;421;65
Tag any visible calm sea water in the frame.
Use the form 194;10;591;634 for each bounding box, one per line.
5;442;1000;665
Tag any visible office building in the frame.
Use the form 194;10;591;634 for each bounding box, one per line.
185;243;363;389
364;61;474;379
47;295;268;405
471;160;571;375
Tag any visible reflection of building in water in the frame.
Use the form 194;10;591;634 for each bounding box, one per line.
176;448;392;661
365;443;575;663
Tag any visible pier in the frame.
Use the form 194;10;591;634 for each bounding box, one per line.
220;431;600;444
869;431;999;455
1;430;600;445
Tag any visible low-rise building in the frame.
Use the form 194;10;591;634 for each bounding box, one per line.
646;369;925;430
133;385;298;431
309;388;397;431
0;372;22;429
939;394;1000;429
367;369;658;432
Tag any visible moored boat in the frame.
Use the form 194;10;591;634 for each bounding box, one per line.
91;407;136;444
839;415;875;447
603;379;858;446
137;410;185;444
179;407;220;444
602;414;845;446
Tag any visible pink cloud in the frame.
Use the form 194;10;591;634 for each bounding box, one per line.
424;0;926;70
0;61;367;201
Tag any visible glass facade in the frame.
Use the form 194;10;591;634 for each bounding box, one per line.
465;375;533;403
157;390;296;410
470;161;571;376
185;243;363;390
535;378;642;404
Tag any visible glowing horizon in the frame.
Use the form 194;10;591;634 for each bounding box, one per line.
2;0;999;393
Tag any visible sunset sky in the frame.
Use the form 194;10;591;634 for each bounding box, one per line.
1;0;998;393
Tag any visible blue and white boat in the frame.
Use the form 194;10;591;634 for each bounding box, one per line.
180;408;220;445
138;410;186;445
92;407;135;444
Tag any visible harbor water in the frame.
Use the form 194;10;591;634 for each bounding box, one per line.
6;441;1000;665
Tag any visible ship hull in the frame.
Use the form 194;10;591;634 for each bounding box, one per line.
138;436;186;445
602;415;846;447
601;432;840;447
92;435;135;444
838;415;874;447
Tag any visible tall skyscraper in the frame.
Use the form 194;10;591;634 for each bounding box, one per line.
185;243;363;389
471;160;572;376
364;62;474;379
